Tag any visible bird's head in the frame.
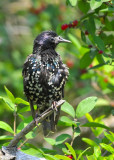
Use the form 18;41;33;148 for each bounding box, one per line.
33;31;71;53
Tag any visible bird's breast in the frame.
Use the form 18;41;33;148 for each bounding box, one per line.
23;54;68;104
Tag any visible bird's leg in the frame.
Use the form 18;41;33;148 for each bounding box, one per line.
29;100;35;120
52;101;61;125
54;107;61;125
34;106;41;125
52;101;58;111
29;101;39;126
35;106;39;118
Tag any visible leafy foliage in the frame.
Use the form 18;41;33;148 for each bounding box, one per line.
0;0;114;159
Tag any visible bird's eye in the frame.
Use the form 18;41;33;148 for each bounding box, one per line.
50;37;54;41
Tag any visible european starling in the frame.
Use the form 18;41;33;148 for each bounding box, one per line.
22;31;70;136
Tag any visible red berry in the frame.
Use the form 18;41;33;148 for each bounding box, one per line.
61;24;68;30
72;20;78;27
98;50;103;54
68;23;73;28
67;155;73;159
104;78;108;83
85;30;89;35
88;45;93;48
80;69;87;74
66;60;74;68
111;71;114;76
89;64;93;68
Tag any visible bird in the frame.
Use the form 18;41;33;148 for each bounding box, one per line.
22;31;70;136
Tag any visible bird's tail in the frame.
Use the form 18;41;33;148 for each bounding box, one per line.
42;107;61;136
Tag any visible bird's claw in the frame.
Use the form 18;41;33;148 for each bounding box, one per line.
52;101;58;112
34;114;41;126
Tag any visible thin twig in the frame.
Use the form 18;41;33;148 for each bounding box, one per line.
7;100;65;148
70;129;75;147
14;105;17;136
18;139;28;149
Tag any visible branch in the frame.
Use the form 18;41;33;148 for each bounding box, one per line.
0;100;65;159
8;99;65;148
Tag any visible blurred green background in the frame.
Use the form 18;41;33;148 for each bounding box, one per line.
0;0;114;150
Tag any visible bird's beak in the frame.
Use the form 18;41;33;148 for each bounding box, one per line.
55;36;71;43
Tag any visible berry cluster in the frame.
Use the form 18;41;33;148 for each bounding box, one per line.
88;45;104;55
61;20;78;30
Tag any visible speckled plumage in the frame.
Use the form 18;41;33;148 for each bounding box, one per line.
22;31;70;136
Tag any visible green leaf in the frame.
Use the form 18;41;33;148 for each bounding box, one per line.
88;62;106;69
76;97;97;118
81;31;86;43
109;131;114;137
100;143;114;154
44;138;56;146
90;49;97;59
62;148;71;155
15;98;29;105
45;154;59;160
96;54;105;64
0;135;13;140
94;146;101;158
58;116;76;126
0;121;14;134
4;86;15;103
69;0;77;6
61;102;75;118
82;122;110;130
82;138;97;146
80;52;94;69
93;36;105;51
41;148;56;154
18;106;30;113
68;34;81;50
78;1;90;14
55;155;71;160
65;142;76;160
0;96;15;111
77;147;91;160
22;148;44;158
17;116;33;133
18;113;25;120
83;18;95;36
74;127;81;138
100;7;114;12
104;132;114;142
89;16;96;35
25;129;36;139
90;0;102;10
55;134;71;145
86;155;97;160
85;113;94;122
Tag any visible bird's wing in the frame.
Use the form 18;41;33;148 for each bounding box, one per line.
22;54;41;79
22;54;42;95
42;51;69;98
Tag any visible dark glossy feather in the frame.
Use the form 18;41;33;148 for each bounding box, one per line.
22;31;69;136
